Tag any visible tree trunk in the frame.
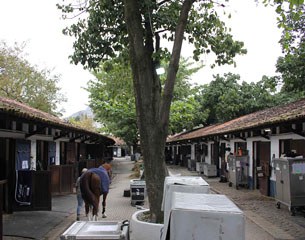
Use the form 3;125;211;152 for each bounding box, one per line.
124;0;194;223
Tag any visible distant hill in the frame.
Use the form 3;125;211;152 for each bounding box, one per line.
68;107;94;119
67;107;103;129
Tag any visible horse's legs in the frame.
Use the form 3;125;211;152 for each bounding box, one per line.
92;195;100;221
85;202;89;218
102;193;108;218
84;202;93;221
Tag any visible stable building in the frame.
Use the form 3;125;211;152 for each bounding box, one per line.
0;97;114;213
167;98;305;198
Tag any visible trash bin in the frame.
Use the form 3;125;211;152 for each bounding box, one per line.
60;220;129;240
130;179;146;206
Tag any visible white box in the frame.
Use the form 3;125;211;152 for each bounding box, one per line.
161;192;245;240
204;164;217;177
60;221;129;240
162;176;210;223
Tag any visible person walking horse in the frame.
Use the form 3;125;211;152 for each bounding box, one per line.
80;165;110;220
76;168;88;221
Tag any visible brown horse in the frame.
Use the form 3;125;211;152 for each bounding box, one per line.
80;166;110;221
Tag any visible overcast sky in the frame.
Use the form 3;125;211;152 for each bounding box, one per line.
0;0;282;117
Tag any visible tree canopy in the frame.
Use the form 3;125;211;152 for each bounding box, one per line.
88;57;138;147
87;57;203;146
195;73;280;125
0;41;66;116
275;3;305;94
57;1;246;68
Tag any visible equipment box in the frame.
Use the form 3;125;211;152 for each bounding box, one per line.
203;164;217;177
162;176;210;223
228;155;249;189
161;192;245;240
60;220;129;240
273;157;305;215
130;179;146;206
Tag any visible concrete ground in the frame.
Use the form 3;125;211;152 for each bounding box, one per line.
3;158;305;240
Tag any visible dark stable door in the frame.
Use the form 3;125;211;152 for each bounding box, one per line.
258;142;271;196
15;140;31;206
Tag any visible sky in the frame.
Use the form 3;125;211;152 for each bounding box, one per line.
0;0;282;118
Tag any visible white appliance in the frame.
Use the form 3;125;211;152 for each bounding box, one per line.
161;192;245;240
162;176;210;223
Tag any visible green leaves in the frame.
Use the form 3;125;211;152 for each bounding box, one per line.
195;73;280;124
0;41;66;116
87;57;202;138
58;0;246;69
87;57;137;146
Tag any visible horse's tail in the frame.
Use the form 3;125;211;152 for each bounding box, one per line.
80;172;96;206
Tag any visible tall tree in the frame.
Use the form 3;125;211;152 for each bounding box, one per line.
275;3;305;93
195;73;279;124
0;41;66;116
58;0;247;222
88;57;138;148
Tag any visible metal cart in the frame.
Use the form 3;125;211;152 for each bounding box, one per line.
130;179;146;206
273;157;305;216
227;155;249;189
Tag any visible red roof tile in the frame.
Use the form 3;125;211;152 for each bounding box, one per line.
168;98;305;142
0;96;114;142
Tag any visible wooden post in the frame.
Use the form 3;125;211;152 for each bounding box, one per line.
0;180;7;240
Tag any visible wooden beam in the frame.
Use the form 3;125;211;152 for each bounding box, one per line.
291;130;305;138
53;131;68;140
81;136;91;143
25;126;46;138
259;134;270;140
220;136;229;141
233;134;246;141
69;134;84;142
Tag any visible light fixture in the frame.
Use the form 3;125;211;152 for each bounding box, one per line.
264;128;271;132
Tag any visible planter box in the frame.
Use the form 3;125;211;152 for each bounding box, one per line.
129;209;164;240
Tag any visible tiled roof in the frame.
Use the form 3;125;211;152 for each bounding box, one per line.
0;96;114;143
168;98;305;142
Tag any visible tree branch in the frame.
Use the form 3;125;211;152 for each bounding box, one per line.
155;32;160;54
160;0;195;130
155;29;167;34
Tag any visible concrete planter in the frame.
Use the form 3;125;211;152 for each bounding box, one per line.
129;209;164;240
